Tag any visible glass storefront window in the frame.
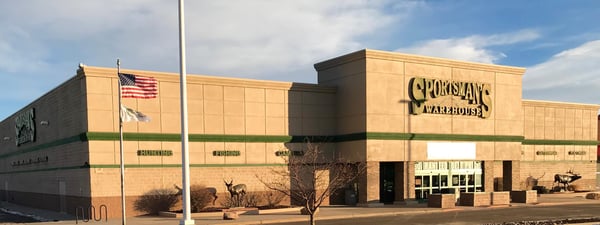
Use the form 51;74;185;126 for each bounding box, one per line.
440;175;448;187
415;161;483;199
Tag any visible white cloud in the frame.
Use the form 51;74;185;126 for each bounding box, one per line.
0;25;52;74
0;0;417;119
523;40;600;104
182;1;414;81
395;29;540;63
0;0;412;80
394;29;599;105
0;0;174;100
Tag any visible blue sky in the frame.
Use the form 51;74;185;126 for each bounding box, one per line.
1;0;599;120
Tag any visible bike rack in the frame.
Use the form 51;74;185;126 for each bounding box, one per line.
75;205;107;224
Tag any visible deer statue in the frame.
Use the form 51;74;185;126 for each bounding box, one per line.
224;179;247;207
553;169;582;192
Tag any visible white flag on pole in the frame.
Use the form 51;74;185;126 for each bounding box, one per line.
120;104;151;122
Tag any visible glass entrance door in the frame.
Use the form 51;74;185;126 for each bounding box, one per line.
415;161;482;199
380;162;395;203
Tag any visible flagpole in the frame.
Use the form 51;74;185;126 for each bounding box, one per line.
117;59;127;225
178;0;194;224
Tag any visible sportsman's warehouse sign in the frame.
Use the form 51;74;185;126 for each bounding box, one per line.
409;77;493;118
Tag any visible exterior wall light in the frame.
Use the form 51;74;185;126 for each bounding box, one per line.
40;120;49;126
3;137;9;141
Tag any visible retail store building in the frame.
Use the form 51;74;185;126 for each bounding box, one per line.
0;49;598;217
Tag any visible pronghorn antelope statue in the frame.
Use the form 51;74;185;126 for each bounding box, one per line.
553;169;582;192
224;179;247;207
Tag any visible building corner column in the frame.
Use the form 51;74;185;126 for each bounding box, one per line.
511;160;521;191
406;161;415;200
483;160;494;192
357;161;381;206
394;162;404;202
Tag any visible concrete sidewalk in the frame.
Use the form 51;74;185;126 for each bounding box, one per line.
1;192;598;225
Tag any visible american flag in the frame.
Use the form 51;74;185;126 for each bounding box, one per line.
118;73;158;99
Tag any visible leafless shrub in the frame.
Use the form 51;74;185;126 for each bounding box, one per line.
244;192;261;208
134;188;179;215
219;195;239;208
190;185;215;212
264;191;286;208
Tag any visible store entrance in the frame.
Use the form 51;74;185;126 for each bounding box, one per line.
379;162;395;203
415;161;482;199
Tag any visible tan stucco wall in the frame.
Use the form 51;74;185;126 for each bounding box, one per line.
520;100;599;190
78;66;340;216
0;73;91;213
315;49;527;203
523;100;598;141
0;75;90;194
84;66;336;136
315;49;526;163
73;66;337;216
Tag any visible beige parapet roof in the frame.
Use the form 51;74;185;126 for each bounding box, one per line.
522;99;600;111
78;65;336;93
314;49;527;75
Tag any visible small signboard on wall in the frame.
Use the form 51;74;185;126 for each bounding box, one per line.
427;142;476;160
15;108;35;146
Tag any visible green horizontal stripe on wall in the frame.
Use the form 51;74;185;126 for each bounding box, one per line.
0;165;86;175
0;134;85;159
82;131;595;145
89;163;286;168
522;139;599;146
336;132;524;142
2;132;595;161
520;160;597;163
0;163;287;175
83;132;295;143
85;132;526;143
408;133;525;142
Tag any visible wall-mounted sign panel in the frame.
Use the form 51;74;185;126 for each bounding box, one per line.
409;77;492;118
15;108;36;146
427;142;476;160
137;150;173;156
212;150;241;156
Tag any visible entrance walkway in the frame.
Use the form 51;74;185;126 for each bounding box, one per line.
1;192;598;225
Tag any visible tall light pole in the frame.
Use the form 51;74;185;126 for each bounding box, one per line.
178;0;194;224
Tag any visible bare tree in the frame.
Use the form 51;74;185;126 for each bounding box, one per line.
257;141;365;225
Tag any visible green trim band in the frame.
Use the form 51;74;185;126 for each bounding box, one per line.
522;139;599;146
1;132;596;160
520;160;597;163
0;134;85;159
0;163;287;175
86;163;287;169
0;165;86;175
88;163;286;168
85;132;526;143
84;132;295;143
335;132;524;142
82;132;600;145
